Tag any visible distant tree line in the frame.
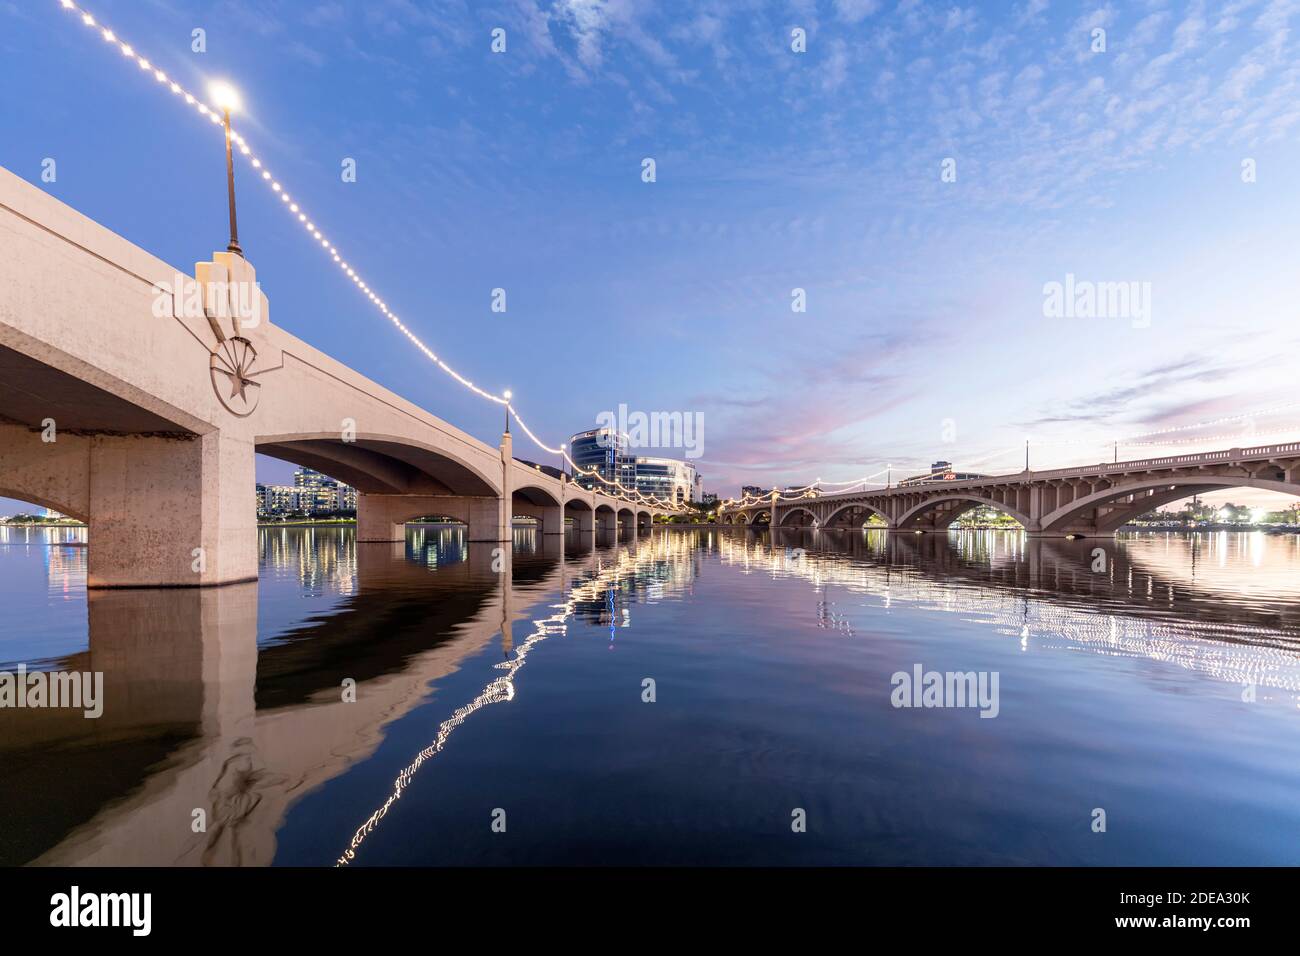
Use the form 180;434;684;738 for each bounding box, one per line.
1132;501;1300;526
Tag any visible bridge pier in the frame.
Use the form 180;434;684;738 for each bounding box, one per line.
596;508;617;534
356;493;503;542
0;424;257;588
539;505;564;533
569;508;596;534
488;428;512;542
104;431;258;588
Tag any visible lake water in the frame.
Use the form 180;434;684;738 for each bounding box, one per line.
2;524;1300;866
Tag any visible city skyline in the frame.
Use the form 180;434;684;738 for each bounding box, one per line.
257;465;359;517
2;0;1299;514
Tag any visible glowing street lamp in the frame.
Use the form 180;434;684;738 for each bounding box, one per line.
210;82;244;257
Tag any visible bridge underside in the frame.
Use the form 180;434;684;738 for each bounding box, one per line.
259;438;495;497
1;412;654;584
0;397;652;588
0;420;256;588
0;343;193;435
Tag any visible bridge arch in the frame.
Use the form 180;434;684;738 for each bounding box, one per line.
512;484;561;508
895;493;1030;531
507;484;563;533
257;431;500;497
593;502;618;533
0;486;88;524
778;506;817;527
822;502;890;528
562;497;594;533
1040;476;1299;535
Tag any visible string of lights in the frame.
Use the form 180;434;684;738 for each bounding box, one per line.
337;542;675;865
51;0;685;512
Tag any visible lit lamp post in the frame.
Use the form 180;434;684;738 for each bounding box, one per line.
210;82;243;257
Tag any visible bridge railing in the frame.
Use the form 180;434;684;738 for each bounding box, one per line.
1030;442;1300;480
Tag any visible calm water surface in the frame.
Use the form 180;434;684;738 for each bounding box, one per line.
3;523;1300;866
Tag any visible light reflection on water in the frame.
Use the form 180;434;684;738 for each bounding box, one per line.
2;524;1300;866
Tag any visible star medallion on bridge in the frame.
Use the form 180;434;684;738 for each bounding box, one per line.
209;336;262;417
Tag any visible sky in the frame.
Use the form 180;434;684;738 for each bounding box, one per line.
2;0;1300;514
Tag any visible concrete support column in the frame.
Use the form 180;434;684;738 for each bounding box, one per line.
467;494;508;542
357;494;477;541
552;473;568;535
473;429;512;543
357;494;409;542
540;504;564;534
1041;483;1057;512
1027;484;1044;533
88;432;257;588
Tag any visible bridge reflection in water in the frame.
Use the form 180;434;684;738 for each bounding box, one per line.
3;526;1300;866
0;525;683;866
737;529;1300;694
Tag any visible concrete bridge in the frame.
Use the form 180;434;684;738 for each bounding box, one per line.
720;445;1300;536
0;167;665;587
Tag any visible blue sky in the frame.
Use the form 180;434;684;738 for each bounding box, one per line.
3;0;1300;512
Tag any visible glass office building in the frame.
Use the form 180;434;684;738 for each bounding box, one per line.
632;456;700;506
568;427;637;492
567;428;702;504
